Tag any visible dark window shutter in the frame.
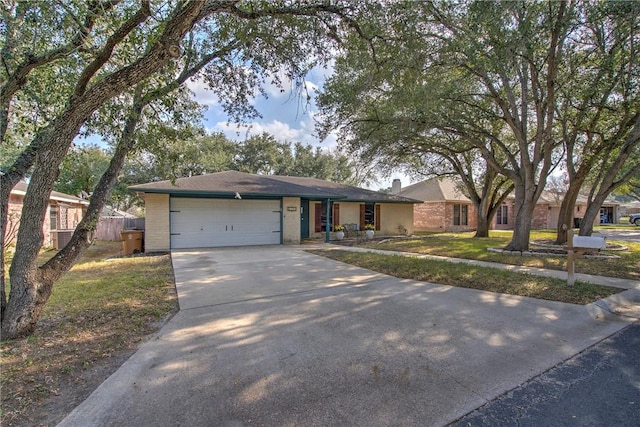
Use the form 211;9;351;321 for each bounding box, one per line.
360;204;365;229
333;203;340;227
375;204;381;230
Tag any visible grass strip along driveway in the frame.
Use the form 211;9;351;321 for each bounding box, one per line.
1;241;178;427
341;230;640;281
310;249;620;305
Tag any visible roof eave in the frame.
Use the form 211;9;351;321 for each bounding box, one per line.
131;188;349;200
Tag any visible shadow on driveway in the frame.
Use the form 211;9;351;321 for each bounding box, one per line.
58;246;634;426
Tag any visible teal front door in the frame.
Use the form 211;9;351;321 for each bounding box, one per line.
300;199;310;239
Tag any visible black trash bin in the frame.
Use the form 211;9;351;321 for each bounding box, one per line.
573;217;582;228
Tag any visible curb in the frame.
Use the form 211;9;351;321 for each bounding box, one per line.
589;288;640;320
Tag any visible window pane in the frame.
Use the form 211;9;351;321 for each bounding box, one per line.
50;206;57;230
497;205;508;225
364;203;375;227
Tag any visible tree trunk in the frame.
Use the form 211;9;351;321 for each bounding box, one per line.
1;104;142;338
475;214;490;238
0;3;207;339
505;183;537;252
579;207;596;236
554;180;583;245
474;196;492;238
580;118;640;236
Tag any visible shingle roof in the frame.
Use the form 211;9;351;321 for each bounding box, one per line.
399;179;622;207
398;177;471;202
12;181;89;205
129;170;420;203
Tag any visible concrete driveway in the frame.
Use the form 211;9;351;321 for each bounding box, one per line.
59;246;634;427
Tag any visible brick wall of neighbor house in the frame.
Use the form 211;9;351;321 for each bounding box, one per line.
7;193;56;247
414;202;447;231
6;193;24;246
531;203;551;229
282;197;300;244
43;204;53;246
144;193;170;251
380;203;414;235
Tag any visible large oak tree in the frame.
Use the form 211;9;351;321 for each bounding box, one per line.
1;0;358;339
319;1;573;250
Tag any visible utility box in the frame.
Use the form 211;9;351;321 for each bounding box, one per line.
121;230;144;254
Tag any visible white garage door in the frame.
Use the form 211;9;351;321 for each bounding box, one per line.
170;198;281;249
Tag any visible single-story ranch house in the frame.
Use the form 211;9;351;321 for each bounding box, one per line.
8;181;89;249
129;170;419;251
396;177;620;232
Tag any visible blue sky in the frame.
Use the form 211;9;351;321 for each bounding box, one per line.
188;66;334;150
80;64;410;190
187;65;411;190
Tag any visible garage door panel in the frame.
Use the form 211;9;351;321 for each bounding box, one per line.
170;198;281;249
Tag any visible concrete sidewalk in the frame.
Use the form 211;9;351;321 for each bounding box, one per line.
58;246;638;427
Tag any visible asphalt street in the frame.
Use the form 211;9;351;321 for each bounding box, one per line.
596;227;640;243
451;322;640;426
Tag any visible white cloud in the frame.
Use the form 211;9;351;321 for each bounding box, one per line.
209;113;337;151
212;120;300;142
186;78;221;107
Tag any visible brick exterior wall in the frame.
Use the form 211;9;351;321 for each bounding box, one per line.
531;203;551;229
7;194;59;247
144;194;170;252
414;202;476;232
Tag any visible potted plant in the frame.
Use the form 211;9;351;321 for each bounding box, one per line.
333;224;345;240
363;223;375;239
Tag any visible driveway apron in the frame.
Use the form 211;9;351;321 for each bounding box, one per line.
58;246;634;427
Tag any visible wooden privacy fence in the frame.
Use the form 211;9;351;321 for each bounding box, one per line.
95;217;145;241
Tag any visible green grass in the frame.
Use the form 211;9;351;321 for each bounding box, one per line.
310;249;621;305
361;230;640;281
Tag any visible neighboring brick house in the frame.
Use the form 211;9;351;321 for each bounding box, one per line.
7;181;89;249
502;192;620;229
395;178;620;232
395;178;477;232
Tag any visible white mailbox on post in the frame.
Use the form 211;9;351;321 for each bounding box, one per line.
565;228;607;286
571;235;607;250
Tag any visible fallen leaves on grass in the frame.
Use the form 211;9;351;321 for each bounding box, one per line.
1;242;178;426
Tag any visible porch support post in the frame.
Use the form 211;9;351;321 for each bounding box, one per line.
325;198;331;243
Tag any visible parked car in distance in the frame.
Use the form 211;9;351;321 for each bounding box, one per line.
630;213;640;225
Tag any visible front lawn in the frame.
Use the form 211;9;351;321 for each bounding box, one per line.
1;241;178;427
351;230;639;281
310;249;621;305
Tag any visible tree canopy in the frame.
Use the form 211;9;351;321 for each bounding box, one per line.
318;0;640;248
1;0;361;339
56;132;364;212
